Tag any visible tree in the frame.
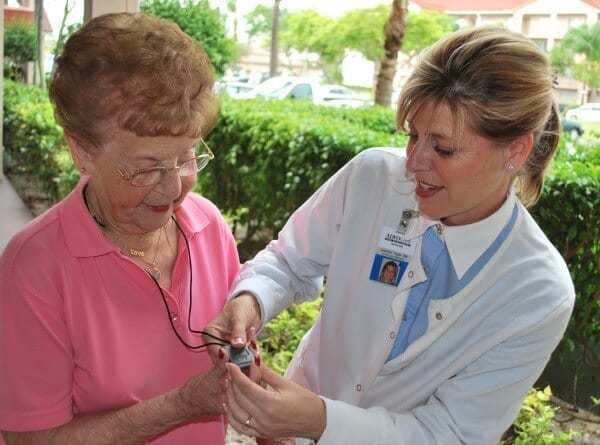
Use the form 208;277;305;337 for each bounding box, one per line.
140;0;236;76
374;0;407;107
35;0;45;88
281;10;344;81
269;0;282;77
551;23;600;97
403;10;456;54
336;5;389;62
53;1;80;61
226;0;238;42
4;21;37;81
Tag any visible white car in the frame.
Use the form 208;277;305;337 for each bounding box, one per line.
239;76;368;108
565;103;600;123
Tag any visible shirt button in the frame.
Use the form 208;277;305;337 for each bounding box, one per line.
389;331;396;339
171;313;178;321
435;312;443;320
408;270;414;278
355;384;362;392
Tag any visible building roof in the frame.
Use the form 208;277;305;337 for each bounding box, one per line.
4;6;53;33
413;0;600;11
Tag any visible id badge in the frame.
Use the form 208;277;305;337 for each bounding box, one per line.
369;252;408;287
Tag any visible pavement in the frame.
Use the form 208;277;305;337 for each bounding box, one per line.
0;174;32;252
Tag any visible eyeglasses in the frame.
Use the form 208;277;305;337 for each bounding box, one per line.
117;138;214;187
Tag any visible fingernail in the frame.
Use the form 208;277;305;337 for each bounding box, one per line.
250;339;257;350
218;349;225;360
233;336;244;345
255;355;261;366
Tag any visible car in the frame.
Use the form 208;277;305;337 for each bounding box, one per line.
216;80;255;98
562;118;584;139
239;76;368;108
565;103;600;123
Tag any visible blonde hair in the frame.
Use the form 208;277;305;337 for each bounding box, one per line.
49;12;218;148
397;26;559;207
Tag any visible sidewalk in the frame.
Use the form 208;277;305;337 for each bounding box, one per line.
0;175;32;252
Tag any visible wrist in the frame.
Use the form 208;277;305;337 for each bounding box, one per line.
307;396;327;441
237;292;263;326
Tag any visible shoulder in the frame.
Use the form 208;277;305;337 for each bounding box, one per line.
354;147;406;170
2;206;64;269
499;205;575;311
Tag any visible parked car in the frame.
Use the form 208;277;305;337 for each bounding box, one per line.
239;76;369;108
562;118;584;139
565;103;600;123
216;80;255;98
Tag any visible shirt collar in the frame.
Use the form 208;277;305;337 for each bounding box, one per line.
60;177;209;258
403;190;517;280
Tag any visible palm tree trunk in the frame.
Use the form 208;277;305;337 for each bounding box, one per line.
35;0;45;89
270;0;282;77
374;0;407;107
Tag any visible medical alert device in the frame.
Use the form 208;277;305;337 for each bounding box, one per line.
226;345;254;369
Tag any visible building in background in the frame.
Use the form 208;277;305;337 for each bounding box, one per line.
411;0;600;105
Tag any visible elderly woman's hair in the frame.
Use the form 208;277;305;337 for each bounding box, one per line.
49;12;218;148
397;26;559;207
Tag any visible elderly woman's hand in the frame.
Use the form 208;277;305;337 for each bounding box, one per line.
224;362;326;441
175;348;229;421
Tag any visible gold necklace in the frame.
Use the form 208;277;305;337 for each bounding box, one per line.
84;185;167;277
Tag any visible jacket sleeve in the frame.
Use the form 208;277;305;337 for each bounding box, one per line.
318;297;573;445
229;154;362;324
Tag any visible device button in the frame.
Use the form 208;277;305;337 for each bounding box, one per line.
355;384;362;392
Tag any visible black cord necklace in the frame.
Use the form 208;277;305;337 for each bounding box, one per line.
149;217;229;350
83;185;227;350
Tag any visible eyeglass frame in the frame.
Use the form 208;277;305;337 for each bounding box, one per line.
116;137;214;187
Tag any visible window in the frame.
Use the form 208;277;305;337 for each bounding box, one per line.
531;39;548;51
523;14;551;37
288;84;313;100
557;14;587;37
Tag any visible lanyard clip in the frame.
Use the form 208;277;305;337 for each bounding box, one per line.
397;209;419;234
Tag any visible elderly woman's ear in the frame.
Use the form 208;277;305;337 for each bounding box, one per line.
64;130;95;175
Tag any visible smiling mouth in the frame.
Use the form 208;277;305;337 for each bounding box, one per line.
416;180;443;197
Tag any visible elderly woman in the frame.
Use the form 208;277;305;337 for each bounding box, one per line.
209;27;575;444
0;13;240;445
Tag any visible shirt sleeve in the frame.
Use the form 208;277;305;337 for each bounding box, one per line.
0;243;74;431
317;297;573;445
229;154;362;324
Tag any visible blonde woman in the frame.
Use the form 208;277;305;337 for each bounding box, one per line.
210;27;575;445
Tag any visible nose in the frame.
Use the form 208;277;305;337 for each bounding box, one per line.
154;167;182;201
406;136;431;173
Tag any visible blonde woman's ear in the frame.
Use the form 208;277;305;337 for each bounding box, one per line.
506;133;534;172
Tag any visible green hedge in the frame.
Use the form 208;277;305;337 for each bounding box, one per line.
2;81;599;395
198;98;406;257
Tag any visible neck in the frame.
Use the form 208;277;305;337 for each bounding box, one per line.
83;184;166;253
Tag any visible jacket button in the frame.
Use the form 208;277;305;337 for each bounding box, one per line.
435;312;443;320
355;384;362;392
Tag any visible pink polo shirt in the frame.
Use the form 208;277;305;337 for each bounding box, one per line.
0;178;240;444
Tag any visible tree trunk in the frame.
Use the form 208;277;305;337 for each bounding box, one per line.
270;0;281;77
35;0;45;89
53;0;71;60
374;0;407;107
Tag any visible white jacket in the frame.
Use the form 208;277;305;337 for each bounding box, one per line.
231;148;575;444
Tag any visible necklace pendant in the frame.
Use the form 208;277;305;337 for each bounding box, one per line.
129;248;145;257
146;266;161;281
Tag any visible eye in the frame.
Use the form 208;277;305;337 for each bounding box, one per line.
431;138;455;157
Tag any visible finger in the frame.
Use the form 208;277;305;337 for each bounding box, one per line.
227;363;273;421
224;403;261;437
225;377;250;426
257;365;288;391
